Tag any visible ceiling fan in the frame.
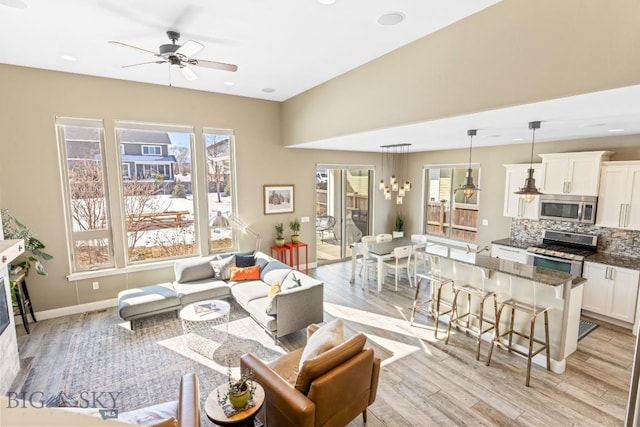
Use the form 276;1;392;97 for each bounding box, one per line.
109;30;238;81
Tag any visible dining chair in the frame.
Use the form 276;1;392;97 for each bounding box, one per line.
383;245;413;291
353;242;377;287
376;233;392;243
361;235;377;243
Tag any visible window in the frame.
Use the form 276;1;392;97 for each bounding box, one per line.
56;117;114;271
57;118;237;274
424;165;480;242
204;128;235;253
142;145;162;155
116;122;196;263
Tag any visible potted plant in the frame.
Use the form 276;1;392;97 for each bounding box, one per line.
217;367;257;410
1;209;53;275
393;212;405;238
275;223;285;247
289;218;301;243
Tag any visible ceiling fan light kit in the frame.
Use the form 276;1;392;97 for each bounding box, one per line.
455;129;480;199
514;120;543;203
109;30;238;82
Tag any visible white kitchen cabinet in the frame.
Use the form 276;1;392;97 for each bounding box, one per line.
596;161;640;230
491;243;528;264
539;151;612;196
503;163;544;219
582;261;639;324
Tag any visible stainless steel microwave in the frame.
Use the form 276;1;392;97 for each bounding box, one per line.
538;194;597;223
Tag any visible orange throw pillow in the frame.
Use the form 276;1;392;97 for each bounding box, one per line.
229;265;261;281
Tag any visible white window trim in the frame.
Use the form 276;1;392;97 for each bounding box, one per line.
141;145;162;155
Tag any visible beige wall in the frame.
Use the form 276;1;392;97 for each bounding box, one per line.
0;64;384;311
282;0;640;146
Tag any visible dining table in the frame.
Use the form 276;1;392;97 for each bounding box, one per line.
350;237;415;292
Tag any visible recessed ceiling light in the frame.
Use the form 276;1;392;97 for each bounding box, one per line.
61;55;77;62
608;128;625;133
317;0;336;4
261;88;276;93
0;0;27;9
377;12;405;26
223;81;234;86
512;138;524;141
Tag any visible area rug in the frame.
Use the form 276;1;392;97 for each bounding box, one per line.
578;319;599;341
59;302;288;422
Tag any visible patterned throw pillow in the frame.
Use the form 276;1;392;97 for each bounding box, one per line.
211;256;236;280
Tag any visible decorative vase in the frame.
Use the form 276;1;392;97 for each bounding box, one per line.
392;231;404;238
291;235;300;243
229;387;250;409
275;238;285;247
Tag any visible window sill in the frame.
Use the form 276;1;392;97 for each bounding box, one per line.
66;259;178;282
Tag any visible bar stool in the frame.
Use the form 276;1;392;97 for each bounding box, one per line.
485;277;551;387
445;263;497;361
411;255;454;338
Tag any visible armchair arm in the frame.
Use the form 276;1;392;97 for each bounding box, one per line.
177;373;200;427
241;353;315;427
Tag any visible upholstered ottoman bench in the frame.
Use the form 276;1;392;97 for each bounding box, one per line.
117;282;182;330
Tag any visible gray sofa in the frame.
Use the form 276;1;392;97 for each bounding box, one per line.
117;251;324;341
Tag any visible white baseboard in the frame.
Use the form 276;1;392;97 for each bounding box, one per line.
14;298;118;325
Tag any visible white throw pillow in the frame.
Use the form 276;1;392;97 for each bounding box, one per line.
298;319;344;370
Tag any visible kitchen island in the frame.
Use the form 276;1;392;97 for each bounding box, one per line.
423;247;583;374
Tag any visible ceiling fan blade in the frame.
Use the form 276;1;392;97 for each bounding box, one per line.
189;59;238;72
108;41;159;57
122;60;167;68
176;40;204;59
179;65;198;81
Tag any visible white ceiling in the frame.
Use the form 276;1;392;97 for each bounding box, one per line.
2;0;640;152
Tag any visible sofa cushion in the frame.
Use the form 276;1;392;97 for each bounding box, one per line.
295;332;367;395
260;260;292;285
247;297;278;332
229;265;260;281
211;256;236;280
174;257;215;283
118;283;181;320
230;280;270;308
173;279;231;306
235;253;256;268
298;318;344;370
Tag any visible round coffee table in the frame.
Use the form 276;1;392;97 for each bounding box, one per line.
179;300;230;358
205;382;265;427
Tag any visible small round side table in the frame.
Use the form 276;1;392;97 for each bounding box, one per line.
205;382;265;427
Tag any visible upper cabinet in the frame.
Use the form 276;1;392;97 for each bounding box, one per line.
503;163;544;219
539;151;613;196
596;161;640;230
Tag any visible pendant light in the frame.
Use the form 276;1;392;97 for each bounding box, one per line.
455;129;480;199
514;121;543;203
379;143;411;205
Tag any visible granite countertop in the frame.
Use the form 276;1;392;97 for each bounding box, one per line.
457;254;574;287
586;252;640;271
491;238;536;250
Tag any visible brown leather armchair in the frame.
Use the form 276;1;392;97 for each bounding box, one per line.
241;324;380;427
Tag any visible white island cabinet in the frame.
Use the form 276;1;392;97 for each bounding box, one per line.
596;161;640;230
539;151;612;196
582;261;639;325
503;163;544;219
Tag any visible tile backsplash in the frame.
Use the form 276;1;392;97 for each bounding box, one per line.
510;218;640;258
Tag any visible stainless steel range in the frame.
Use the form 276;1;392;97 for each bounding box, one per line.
526;230;598;277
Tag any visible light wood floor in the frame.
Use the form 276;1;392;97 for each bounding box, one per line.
12;260;635;426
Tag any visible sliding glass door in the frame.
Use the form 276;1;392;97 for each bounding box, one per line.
315;166;372;264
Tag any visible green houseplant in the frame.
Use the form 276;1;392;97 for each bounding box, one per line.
289;218;301;243
1;209;53;275
393;212;405;238
275;223;285;247
217;367;256;410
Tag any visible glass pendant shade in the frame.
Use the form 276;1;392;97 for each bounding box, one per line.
455;129;480;199
379;143;411;204
514;121;543;202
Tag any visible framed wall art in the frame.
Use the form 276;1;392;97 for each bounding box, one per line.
264;185;294;215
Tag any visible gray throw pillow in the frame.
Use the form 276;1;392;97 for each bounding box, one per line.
174;258;215;283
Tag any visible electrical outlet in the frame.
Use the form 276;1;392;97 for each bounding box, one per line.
92;281;99;290
301;216;310;223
